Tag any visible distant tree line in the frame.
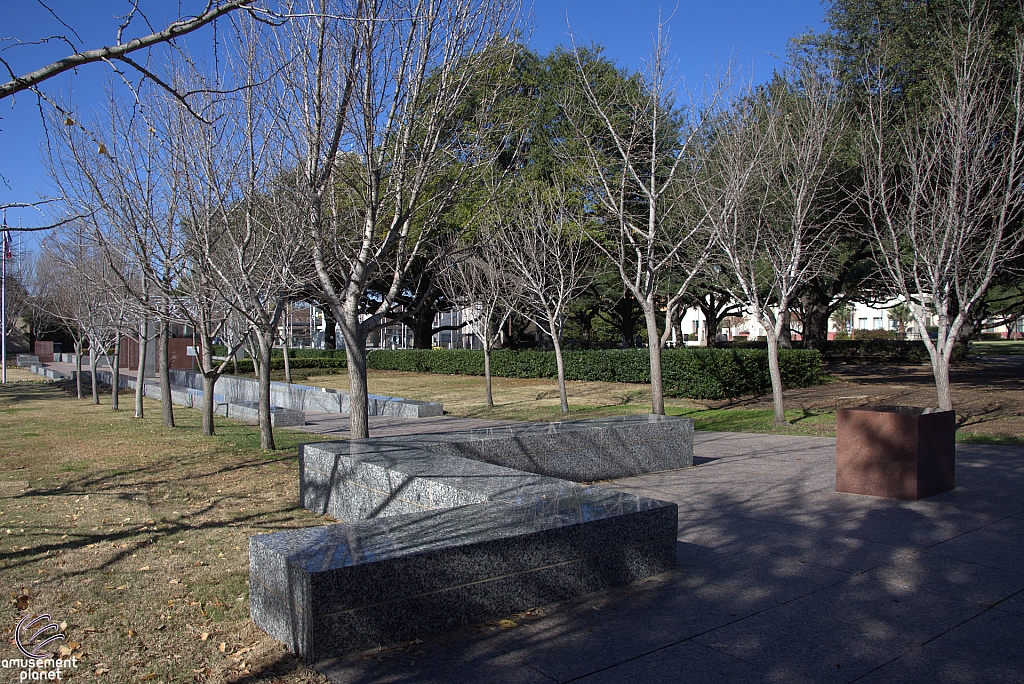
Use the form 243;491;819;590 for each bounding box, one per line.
6;0;1022;443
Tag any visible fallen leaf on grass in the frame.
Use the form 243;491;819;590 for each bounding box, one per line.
200;632;209;641
58;642;82;658
218;642;226;653
498;619;518;629
139;566;150;571
94;666;110;675
140;674;157;681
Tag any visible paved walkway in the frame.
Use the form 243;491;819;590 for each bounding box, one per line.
315;432;1024;684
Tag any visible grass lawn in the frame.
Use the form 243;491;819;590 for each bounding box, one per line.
1;361;1019;682
0;378;334;683
305;368;1024;445
970;340;1024;355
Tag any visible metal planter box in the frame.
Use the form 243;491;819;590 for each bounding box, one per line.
836;406;955;500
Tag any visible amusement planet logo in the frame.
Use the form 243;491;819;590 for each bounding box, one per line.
2;614;79;681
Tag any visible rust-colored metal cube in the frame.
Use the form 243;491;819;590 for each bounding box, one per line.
33;340;55;363
836;406;956;500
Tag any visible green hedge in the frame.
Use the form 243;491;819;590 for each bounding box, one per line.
818;340;967;364
365;348;825;400
228;356;348;374
716;339;966;364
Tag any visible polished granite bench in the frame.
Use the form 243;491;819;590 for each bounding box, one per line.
249;415;690;662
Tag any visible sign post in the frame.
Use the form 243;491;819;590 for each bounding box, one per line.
1;226;9;385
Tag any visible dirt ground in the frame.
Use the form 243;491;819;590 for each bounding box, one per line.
728;356;1024;440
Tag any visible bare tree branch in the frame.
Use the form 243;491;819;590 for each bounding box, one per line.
0;0;254;100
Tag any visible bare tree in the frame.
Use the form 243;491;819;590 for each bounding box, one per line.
865;15;1024;392
438;226;519;408
45;92;184;427
276;0;519;438
860;7;1024;410
1;244;33;356
562;21;720;415
187;17;304;448
498;184;592;413
700;60;848;426
34;236;94;399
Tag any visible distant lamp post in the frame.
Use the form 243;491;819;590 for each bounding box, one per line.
1;216;11;384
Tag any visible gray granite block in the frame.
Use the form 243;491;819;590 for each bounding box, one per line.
578;539;679;592
309;587;465;657
251;492;676;661
249;572;310;656
375;414;694;482
459;561;591;624
16;354;39;366
253;418;685;661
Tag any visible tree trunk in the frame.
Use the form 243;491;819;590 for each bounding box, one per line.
550;316;569;414
255;330;275;450
89;344;99;404
282;336;292;384
158;315;174;428
111;333;120;410
200;336;218;437
917;316;955;411
483;336;494;408
800;285;830;350
323;306;337;350
412;305;435;349
765;330;788;426
932;350;952;410
643;305;665;415
135;318;147;418
74;338;83;400
779;309;793;349
342;320;370;439
619;293;636;348
699;299;720;347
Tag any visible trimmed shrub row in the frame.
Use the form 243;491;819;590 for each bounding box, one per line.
716;339;966;364
226;356;348;374
365;348;826;400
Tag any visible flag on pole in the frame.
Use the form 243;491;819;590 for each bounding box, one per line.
2;231;11;260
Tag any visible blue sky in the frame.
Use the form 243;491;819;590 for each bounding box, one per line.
0;0;827;234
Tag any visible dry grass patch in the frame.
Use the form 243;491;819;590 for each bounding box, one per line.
0;381;336;683
308;369;707;422
307;363;1024;443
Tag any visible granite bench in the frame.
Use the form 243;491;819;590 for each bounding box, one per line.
249;415;691;662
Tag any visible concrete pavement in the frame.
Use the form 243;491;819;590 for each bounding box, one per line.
313;432;1024;684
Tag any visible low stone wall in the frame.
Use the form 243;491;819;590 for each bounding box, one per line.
250;416;690;661
27;364;72;380
215;401;306;427
168;369;442;417
16;354;39;367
